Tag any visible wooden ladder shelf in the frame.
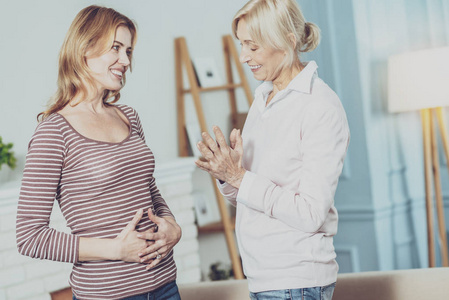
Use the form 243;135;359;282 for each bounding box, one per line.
174;35;253;279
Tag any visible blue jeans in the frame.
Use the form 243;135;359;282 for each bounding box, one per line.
72;281;180;300
249;282;336;300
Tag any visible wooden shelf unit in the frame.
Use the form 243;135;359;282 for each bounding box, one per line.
174;35;252;280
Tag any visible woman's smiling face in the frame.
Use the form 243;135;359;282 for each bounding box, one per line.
86;26;133;93
236;18;286;82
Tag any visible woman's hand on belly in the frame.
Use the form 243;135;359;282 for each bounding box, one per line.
79;209;149;262
136;208;182;270
113;208;150;262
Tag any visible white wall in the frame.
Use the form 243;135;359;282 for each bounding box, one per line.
0;0;257;179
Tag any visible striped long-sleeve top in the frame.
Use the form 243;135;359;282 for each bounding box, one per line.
16;104;177;300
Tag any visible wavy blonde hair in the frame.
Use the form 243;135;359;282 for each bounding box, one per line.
38;5;137;121
232;0;320;69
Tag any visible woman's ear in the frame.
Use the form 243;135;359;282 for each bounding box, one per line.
287;33;297;48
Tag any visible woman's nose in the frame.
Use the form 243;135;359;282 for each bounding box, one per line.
240;51;250;64
119;51;130;66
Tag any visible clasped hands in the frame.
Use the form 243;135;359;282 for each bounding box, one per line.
195;126;246;189
115;208;181;270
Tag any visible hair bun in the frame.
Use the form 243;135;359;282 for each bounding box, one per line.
300;21;320;53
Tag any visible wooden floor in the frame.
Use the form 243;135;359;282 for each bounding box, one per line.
51;287;72;300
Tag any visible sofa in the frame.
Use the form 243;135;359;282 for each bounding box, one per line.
178;267;449;300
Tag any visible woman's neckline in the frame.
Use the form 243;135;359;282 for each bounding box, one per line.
55;104;132;145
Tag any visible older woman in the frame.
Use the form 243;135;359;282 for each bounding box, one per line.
195;0;350;299
16;5;181;300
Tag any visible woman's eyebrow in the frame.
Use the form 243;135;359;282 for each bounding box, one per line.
113;40;132;49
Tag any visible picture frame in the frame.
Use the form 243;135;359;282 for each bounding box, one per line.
193;192;220;226
192;57;223;87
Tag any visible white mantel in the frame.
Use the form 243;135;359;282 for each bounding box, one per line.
0;157;200;300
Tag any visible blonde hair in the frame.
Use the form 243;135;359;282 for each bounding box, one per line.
38;5;137;121
232;0;320;68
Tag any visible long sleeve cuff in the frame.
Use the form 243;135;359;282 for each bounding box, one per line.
236;171;263;212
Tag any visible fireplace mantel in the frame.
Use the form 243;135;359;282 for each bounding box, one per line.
0;157;200;299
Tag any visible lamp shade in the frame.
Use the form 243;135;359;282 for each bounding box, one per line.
388;46;449;112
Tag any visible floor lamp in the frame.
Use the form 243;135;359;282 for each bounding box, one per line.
388;47;449;267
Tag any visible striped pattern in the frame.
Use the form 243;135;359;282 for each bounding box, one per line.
16;105;176;300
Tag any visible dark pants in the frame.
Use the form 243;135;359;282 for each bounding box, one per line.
72;281;181;300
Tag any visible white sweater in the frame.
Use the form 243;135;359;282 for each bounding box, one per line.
218;61;350;293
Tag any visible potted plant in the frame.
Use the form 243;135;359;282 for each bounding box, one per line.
208;262;234;281
0;136;17;170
